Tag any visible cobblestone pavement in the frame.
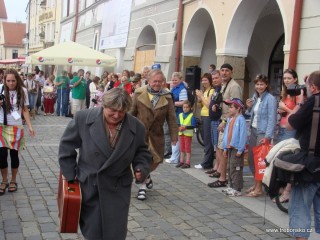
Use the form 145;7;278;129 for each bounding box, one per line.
0;114;315;239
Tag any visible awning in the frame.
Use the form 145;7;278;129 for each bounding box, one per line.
0;58;26;65
26;41;117;67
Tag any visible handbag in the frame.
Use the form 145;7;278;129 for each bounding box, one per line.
253;139;272;180
274;95;320;180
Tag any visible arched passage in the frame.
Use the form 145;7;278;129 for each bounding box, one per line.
134;25;156;73
225;0;285;99
183;8;216;74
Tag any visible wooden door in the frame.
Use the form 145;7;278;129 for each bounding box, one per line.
134;49;155;73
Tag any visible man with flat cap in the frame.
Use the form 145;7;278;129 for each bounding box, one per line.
206;63;243;188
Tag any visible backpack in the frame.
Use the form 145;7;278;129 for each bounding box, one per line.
274;95;320;178
264;96;320;198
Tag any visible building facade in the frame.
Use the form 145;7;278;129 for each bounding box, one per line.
182;0;320;99
28;0;320;97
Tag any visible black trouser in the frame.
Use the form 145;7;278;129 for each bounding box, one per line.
0;147;19;169
36;87;42;109
200;116;214;168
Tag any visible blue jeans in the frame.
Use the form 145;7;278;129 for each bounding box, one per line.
28;93;37;110
210;120;220;149
56;88;68;116
289;182;320;238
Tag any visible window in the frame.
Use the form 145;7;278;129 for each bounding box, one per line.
12;50;18;59
62;0;75;18
93;32;99;50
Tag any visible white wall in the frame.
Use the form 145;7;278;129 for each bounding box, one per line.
296;0;320;81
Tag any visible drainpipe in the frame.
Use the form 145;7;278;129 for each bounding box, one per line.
69;0;79;73
73;0;79;42
288;0;303;69
175;0;183;72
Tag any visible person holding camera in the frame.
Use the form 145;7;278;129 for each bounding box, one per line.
0;69;35;195
286;70;320;239
274;68;301;203
278;69;300;142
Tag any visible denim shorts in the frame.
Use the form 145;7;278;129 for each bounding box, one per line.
276;127;296;143
289;182;320;238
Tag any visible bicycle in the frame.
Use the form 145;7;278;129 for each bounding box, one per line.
195;118;204;146
275;195;289;213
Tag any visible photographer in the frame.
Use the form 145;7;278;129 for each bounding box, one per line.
0;69;35;195
286;70;320;239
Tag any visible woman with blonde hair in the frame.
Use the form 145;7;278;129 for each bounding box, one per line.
165;72;188;164
43;75;56;115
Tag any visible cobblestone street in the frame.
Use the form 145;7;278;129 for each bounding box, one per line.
0;115;316;239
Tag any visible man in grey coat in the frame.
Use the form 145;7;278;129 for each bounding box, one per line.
59;88;151;240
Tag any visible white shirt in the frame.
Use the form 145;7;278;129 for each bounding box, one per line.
0;85;29;126
251;97;261;128
36;75;46;87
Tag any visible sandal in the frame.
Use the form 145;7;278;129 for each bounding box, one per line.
137;189;146;201
146;176;153;189
0;182;9;195
245;186;255;194
176;162;184;168
181;164;190;169
208;180;227;188
205;168;217;174
278;192;290;203
8;182;18;193
245;191;263;198
209;172;221;178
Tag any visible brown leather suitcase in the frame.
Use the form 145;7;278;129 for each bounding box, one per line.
57;172;82;233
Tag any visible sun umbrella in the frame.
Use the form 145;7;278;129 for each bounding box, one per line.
26;41;116;67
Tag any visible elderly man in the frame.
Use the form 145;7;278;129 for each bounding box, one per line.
130;69;178;200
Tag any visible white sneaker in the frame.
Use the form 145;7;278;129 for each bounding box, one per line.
226;189;242;197
222;187;233;194
194;164;203;169
165;159;178;164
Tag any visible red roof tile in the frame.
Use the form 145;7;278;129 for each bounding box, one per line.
2;22;26;47
0;0;7;19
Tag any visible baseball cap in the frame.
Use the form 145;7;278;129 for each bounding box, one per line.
223;98;244;108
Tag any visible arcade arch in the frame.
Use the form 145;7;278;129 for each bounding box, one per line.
182;0;286;99
134;25;157;73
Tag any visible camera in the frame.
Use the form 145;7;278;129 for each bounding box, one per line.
280;112;287;117
286;84;306;96
0;94;5;101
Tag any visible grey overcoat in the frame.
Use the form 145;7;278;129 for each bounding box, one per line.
58;107;151;240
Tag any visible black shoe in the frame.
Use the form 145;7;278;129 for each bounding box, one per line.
146;175;153;189
175;162;184;168
164;153;172;159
